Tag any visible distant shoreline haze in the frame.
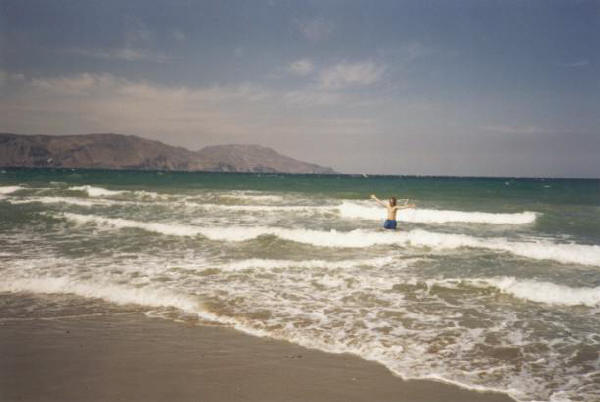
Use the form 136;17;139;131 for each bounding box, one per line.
0;133;335;174
1;133;599;179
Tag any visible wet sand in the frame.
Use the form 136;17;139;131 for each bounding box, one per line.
0;313;515;402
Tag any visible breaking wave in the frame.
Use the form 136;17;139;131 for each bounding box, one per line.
428;277;600;307
0;277;202;313
339;201;537;225
0;185;23;195
59;213;600;266
69;185;125;197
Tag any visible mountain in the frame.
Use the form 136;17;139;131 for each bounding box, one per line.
0;133;335;174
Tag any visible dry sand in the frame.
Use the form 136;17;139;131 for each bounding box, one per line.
0;313;515;402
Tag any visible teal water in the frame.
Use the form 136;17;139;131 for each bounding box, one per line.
1;168;599;401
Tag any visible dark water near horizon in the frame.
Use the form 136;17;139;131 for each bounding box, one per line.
1;168;599;401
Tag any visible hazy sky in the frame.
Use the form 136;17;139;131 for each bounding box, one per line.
1;0;598;177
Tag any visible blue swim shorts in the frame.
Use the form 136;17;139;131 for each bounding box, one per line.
383;219;397;230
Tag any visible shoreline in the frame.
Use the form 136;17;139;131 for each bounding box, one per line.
1;310;515;402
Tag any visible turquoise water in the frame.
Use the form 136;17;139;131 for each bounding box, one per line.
1;168;599;401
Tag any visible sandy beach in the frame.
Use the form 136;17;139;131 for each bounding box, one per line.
1;310;514;402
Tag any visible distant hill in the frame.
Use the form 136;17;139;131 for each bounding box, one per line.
0;133;335;174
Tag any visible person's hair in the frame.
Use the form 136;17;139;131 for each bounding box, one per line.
389;197;397;206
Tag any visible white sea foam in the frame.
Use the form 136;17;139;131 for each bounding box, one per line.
0;276;263;336
429;277;600;307
175;201;537;225
0;185;23;195
59;213;600;266
63;213;205;236
69;185;125;197
8;196;109;207
193;203;332;213
219;191;284;202
217;256;396;271
338;201;537;225
0;277;203;312
476;277;600;307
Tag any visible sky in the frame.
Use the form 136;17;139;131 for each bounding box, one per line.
0;0;599;177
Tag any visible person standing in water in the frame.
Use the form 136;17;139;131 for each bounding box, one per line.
370;194;415;230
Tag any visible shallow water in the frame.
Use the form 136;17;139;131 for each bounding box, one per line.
1;169;599;401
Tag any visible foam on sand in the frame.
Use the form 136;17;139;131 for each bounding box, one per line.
338;201;537;225
59;213;600;266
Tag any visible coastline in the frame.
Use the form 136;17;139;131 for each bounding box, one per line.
1;310;515;402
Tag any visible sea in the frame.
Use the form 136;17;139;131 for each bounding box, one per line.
1;168;599;402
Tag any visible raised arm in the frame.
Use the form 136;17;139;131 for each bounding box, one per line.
370;194;387;207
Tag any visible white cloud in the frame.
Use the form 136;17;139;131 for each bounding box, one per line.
481;125;551;135
0;72;278;140
558;60;590;68
0;70;25;87
66;47;171;63
0;71;382;162
288;59;314;76
30;73;120;95
319;61;385;90
296;17;333;41
171;29;186;42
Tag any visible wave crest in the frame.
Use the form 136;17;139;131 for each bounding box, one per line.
339;201;537;225
59;213;600;266
0;185;23;195
429;277;600;307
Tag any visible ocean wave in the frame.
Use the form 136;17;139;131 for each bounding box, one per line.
0;277;210;315
69;185;173;201
219;191;284;202
59;213;600;266
8;196;110;207
51;188;537;226
217;256;396;271
69;185;125;197
0;273;536;401
428;277;600;307
0;185;23;195
192;203;332;213
339;201;537;225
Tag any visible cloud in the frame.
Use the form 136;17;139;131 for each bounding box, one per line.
481;125;552;135
0;72;279;142
0;70;25;87
283;89;342;106
319;61;385;90
288;59;314;76
64;19;171;63
171;29;186;42
0;71;379;165
29;73;122;95
558;60;590;68
66;47;171;63
295;17;333;41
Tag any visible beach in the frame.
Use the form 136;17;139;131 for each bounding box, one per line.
1;295;513;402
1;170;599;401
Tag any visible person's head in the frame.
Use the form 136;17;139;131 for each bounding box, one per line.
389;197;397;206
